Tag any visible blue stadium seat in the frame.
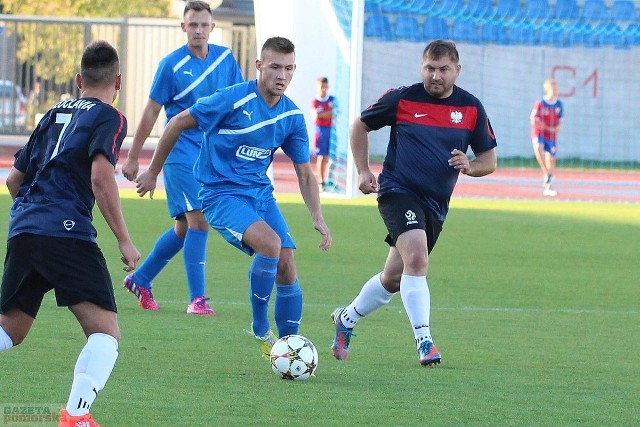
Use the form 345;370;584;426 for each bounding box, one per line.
611;0;638;22
423;16;450;39
365;14;393;40
554;0;580;20
508;22;538;45
463;0;494;20
431;0;467;19
566;21;597;46
581;0;610;22
538;21;567;47
394;15;422;41
522;0;551;20
452;20;480;43
594;22;628;48
480;21;509;44
364;2;382;14
407;0;438;13
381;0;411;13
623;22;640;45
493;0;522;19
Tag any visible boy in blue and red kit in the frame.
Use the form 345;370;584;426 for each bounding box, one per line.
531;78;563;197
311;77;336;191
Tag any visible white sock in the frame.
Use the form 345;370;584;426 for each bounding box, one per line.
342;272;394;329
66;333;119;416
399;274;433;344
0;326;13;351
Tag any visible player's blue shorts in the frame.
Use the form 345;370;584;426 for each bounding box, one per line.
162;162;203;218
200;186;296;255
314;125;331;156
532;136;557;157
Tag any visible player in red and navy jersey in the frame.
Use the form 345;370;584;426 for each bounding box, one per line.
531;78;563;196
311;77;336;191
0;41;140;427
331;40;497;367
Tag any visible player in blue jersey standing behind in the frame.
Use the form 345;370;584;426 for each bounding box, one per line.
135;36;332;358
331;40;497;367
121;0;243;315
0;40;140;427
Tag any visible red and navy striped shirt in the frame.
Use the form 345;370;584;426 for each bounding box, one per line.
362;83;496;221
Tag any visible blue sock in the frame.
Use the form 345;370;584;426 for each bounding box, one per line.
275;280;303;337
134;228;184;288
249;254;279;337
183;229;208;301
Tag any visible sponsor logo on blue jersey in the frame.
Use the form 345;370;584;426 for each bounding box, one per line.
236;145;271;161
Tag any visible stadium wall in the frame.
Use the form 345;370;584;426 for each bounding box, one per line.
254;1;639;163
363;41;639;162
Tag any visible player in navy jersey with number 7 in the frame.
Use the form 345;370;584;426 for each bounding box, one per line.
331;40;497;367
0;41;140;427
135;36;332;359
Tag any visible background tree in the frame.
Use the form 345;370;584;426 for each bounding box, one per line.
0;0;171;118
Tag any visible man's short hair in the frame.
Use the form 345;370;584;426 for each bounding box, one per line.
80;40;120;88
423;39;459;64
261;37;295;56
184;0;212;16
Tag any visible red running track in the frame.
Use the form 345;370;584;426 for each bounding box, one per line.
1;145;638;203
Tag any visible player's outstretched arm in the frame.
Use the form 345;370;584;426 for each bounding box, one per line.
122;99;162;181
293;162;332;250
135;109;198;198
92;153;140;271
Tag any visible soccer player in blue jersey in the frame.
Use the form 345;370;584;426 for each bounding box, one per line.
121;0;244;315
0;41;140;427
135;36;332;358
331;40;497;367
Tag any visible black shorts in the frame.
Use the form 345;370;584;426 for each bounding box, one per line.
0;233;117;318
378;192;444;254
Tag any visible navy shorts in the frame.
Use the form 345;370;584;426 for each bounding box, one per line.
377;192;443;254
0;234;117;318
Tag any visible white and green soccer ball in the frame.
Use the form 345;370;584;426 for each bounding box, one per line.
269;334;318;381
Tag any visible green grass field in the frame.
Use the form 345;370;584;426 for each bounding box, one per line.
0;193;638;426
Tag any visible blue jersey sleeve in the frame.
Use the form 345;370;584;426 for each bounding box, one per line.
190;91;230;134
280;113;310;164
149;59;175;107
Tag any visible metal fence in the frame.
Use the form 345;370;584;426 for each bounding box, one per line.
0;14;256;136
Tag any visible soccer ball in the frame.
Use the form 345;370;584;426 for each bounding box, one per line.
269;334;318;380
